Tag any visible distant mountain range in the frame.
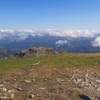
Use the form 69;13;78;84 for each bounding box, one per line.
0;49;16;58
0;29;100;58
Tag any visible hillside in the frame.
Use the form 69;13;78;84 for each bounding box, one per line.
0;53;100;100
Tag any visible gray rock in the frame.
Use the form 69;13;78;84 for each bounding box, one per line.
39;87;46;90
10;93;14;99
0;96;7;100
2;87;7;91
2;80;6;84
96;80;100;84
73;78;82;83
85;74;89;77
8;89;15;93
25;80;31;83
14;79;16;81
17;87;23;91
32;79;36;82
0;87;7;92
30;94;35;98
97;87;100;91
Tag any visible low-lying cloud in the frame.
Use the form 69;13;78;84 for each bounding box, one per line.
55;40;70;47
91;37;100;47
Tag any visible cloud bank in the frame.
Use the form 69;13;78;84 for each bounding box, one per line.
0;29;100;41
46;29;100;38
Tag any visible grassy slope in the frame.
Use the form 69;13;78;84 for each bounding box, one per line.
0;53;100;73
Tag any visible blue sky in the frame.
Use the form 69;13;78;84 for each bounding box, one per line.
0;0;100;30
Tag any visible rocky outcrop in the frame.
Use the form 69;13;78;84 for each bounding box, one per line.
14;46;57;57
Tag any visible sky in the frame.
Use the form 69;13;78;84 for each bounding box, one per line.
0;0;100;30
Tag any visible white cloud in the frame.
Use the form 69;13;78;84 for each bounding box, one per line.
0;29;37;41
18;30;34;33
0;29;100;41
46;29;63;37
17;33;28;40
45;29;99;38
55;40;69;46
91;37;100;47
63;30;94;38
0;29;14;33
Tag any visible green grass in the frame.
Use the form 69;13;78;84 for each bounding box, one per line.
0;53;100;73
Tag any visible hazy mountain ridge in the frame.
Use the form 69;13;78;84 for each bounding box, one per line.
0;49;15;58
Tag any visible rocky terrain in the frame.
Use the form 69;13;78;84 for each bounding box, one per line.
14;46;56;58
0;66;100;100
0;51;100;100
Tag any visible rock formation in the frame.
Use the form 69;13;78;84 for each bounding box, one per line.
14;46;57;57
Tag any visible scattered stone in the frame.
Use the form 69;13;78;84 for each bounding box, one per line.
39;87;46;90
91;97;95;100
17;87;23;91
0;66;100;100
32;79;36;82
0;96;7;100
90;81;93;85
44;79;48;81
85;74;89;77
2;87;7;91
96;79;100;84
11;93;14;99
30;94;35;98
25;80;31;83
14;79;16;81
8;89;15;93
73;78;82;83
2;80;6;84
56;78;64;82
97;87;100;91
